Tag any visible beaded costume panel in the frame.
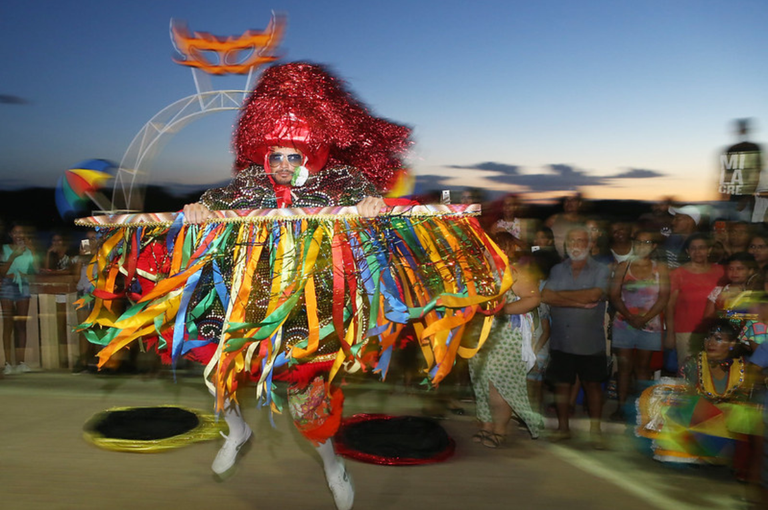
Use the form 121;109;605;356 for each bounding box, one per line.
200;165;379;210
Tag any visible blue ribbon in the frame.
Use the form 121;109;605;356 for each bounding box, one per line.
171;267;202;375
211;259;230;310
347;225;377;300
366;231;409;324
373;345;393;379
166;213;184;253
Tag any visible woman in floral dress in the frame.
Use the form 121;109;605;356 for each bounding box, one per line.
470;232;544;448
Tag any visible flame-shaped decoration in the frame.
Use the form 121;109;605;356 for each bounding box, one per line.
170;16;286;75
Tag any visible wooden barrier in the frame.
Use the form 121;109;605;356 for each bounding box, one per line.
29;274;79;370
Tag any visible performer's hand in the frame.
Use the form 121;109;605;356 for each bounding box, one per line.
183;202;213;224
356;196;386;217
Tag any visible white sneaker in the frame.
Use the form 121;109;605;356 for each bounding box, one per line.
211;425;252;475
3;363;13;375
16;362;31;374
326;458;354;510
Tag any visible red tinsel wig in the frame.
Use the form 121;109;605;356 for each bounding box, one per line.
234;62;412;193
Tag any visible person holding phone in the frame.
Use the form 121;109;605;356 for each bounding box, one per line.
1;223;38;374
42;232;74;273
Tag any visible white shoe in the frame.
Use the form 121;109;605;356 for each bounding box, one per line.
3;363;13;375
211;425;252;475
326;458;354;510
16;362;31;374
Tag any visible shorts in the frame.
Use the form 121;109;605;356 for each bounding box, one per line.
546;349;609;385
612;326;662;351
0;278;30;302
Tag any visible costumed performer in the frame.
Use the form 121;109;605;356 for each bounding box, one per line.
184;63;400;510
636;319;762;468
79;63;511;510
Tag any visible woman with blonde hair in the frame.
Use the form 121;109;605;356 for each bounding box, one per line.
469;232;543;447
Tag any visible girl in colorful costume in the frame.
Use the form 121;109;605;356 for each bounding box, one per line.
78;63;511;510
636;319;762;467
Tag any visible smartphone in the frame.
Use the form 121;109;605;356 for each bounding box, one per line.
81;239;91;252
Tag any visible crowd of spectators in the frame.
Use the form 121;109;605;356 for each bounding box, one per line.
0;224;98;375
462;187;768;499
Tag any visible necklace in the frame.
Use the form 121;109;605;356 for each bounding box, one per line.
697;352;744;402
707;358;734;370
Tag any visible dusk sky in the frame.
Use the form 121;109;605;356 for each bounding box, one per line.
2;0;766;207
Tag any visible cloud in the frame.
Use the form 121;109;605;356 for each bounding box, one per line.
611;168;665;179
430;161;665;194
443;162;604;192
413;174;464;194
513;164;607;191
0;94;30;105
447;162;520;174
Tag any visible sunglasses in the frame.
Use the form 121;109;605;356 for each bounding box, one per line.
268;153;303;167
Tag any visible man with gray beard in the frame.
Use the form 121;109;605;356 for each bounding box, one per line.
542;226;611;448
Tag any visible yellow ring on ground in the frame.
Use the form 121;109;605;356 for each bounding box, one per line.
82;405;225;453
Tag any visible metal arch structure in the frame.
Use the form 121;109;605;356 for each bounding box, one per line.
111;89;247;212
108;14;285;212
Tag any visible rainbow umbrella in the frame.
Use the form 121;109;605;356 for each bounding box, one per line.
654;395;744;462
56;159;114;218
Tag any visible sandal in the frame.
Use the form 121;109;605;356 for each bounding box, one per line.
481;433;505;449
472;430;492;443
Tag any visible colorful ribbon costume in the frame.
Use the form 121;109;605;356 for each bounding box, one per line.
76;204;512;421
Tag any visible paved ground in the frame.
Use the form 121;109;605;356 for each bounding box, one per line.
0;370;759;510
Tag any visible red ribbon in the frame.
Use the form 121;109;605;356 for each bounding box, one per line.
331;222;350;354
